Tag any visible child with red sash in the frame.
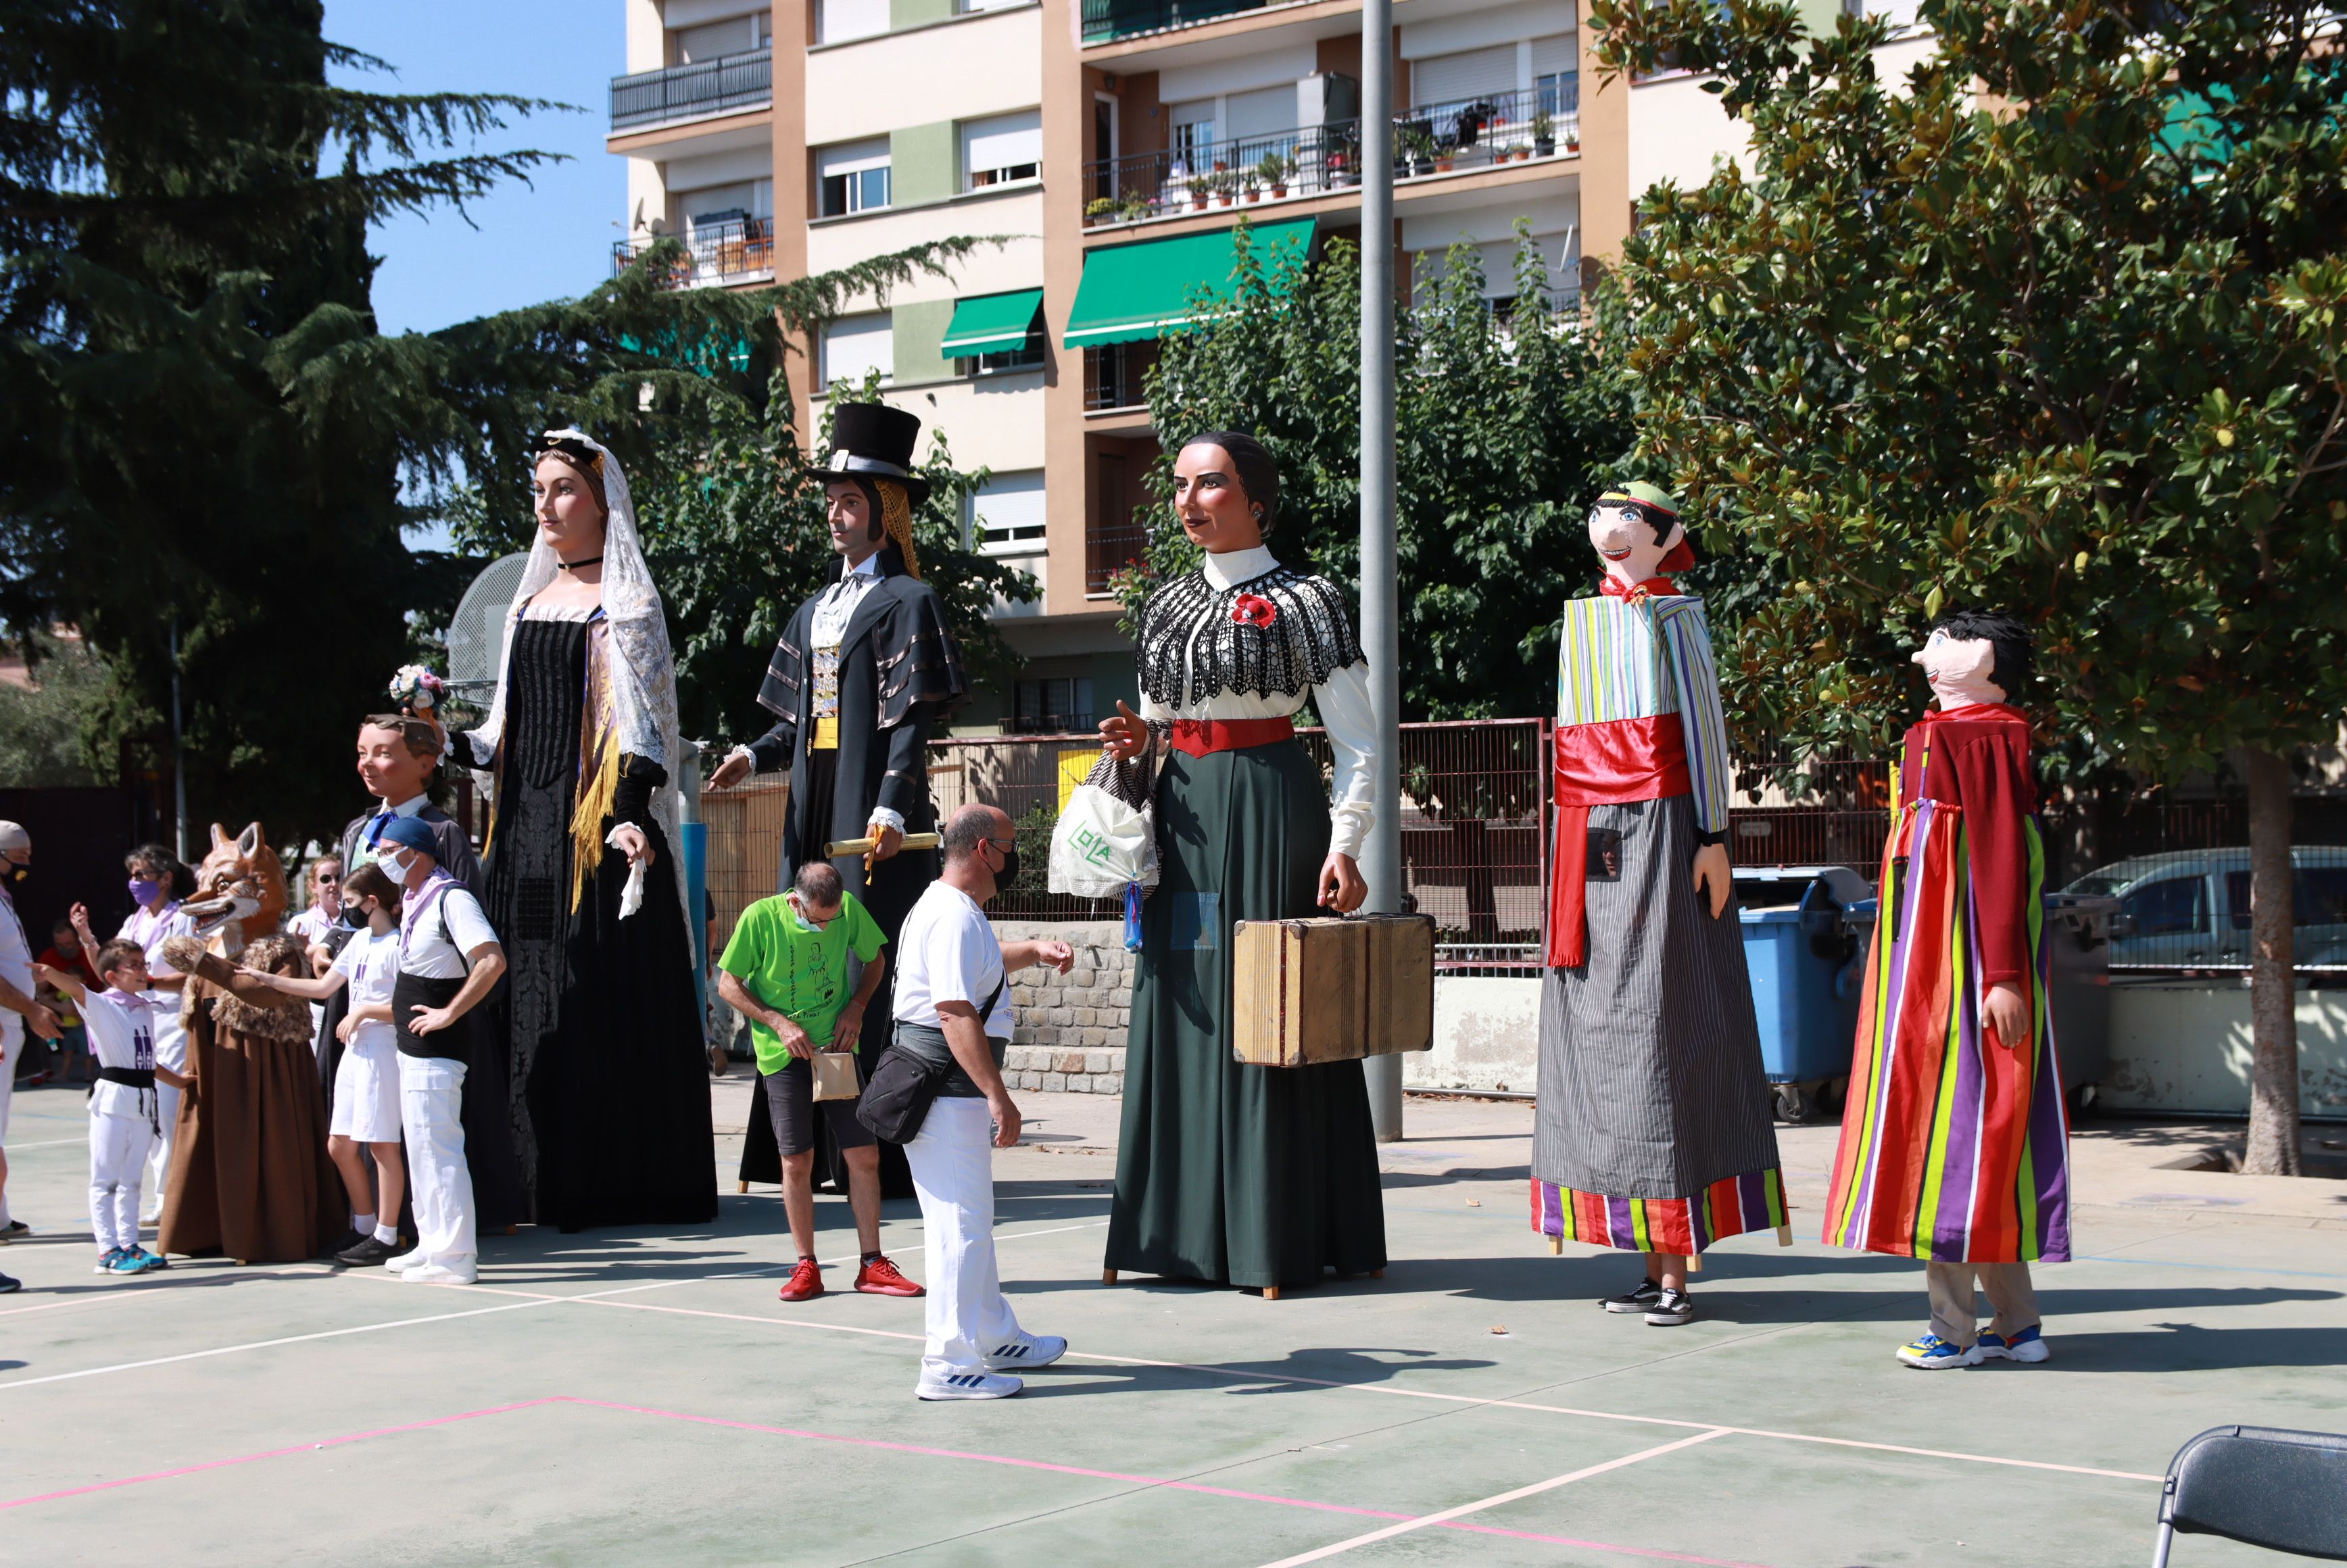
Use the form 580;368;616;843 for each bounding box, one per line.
1823;610;2068;1369
1531;483;1785;1327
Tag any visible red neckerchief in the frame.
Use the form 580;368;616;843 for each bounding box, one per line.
1600;574;1678;603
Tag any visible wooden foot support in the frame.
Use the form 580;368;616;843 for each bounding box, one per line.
737;1180;749;1194
1101;1268;1118;1285
1776;1223;1793;1247
1262;1286;1281;1301
1549;1235;1563;1255
1685;1252;1703;1275
1369;1268;1384;1279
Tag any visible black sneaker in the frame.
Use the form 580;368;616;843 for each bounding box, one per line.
1600;1277;1663;1314
337;1234;400;1267
1644;1287;1695;1327
0;1270;20;1293
324;1228;365;1260
0;1219;30;1244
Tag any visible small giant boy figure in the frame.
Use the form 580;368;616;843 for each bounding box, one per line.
1822;610;2069;1369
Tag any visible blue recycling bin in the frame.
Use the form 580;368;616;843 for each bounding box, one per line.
1735;865;1874;1120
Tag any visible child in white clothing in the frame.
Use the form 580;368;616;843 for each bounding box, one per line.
41;908;189;1276
245;862;407;1266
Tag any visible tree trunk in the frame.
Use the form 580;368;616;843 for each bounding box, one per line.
2240;745;2302;1177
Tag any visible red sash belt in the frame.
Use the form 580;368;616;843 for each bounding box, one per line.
1168;716;1295;758
1546;714;1692;968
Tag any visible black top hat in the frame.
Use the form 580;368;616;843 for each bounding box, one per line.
822;403;931;507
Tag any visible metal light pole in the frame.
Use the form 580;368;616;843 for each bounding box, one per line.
1359;0;1404;1143
169;611;187;862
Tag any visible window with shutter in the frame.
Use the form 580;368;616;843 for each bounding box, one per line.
1413;43;1518;109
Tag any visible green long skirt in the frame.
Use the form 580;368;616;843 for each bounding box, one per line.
1103;736;1388;1289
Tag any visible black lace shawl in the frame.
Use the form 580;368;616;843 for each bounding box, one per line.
1137;563;1363;706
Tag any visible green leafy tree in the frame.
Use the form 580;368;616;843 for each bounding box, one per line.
1132;224;1637;736
1593;0;2347;1173
0;632;110;787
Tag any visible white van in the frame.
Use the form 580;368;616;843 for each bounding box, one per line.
2061;847;2347;966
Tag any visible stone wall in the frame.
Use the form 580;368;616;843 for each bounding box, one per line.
993;919;1132;1094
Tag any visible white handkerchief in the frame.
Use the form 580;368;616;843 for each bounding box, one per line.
608;825;646;919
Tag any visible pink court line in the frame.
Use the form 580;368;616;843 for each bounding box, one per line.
0;1392;1779;1567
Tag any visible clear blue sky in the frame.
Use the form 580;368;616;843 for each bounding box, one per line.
322;1;628;337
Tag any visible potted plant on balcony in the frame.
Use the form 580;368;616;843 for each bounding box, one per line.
1565;124;1580;154
1121;193;1153;223
1086;196;1119;228
1403;126;1436;178
1433;137;1457;174
1532;109;1555;158
1188;174;1211;212
1258;151;1289;199
1214;170;1235;207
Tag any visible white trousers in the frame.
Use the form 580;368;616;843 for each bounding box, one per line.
143;1080;181;1213
399;1055;475;1267
0;1014;22;1227
89;1110;155;1254
904;1096;1021;1381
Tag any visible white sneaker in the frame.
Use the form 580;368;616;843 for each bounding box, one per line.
917;1371;1023;1401
403;1259;478;1285
984;1333;1067;1371
385;1246;429;1272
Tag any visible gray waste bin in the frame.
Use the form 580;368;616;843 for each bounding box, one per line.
2043;893;2119;1108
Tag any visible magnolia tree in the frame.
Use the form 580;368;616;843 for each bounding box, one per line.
1595;0;2347;1172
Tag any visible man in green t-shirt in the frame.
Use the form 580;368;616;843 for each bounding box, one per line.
717;862;922;1303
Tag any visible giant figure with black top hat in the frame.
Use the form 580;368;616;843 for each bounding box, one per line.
710;403;971;1196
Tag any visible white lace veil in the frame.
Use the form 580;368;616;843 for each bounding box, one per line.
463;429;692;938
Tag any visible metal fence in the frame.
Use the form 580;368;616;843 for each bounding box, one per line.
1080;0;1262;43
694;722;2347;975
610;216;774;291
609;48;772;131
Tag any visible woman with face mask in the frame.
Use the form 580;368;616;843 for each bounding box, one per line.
115;844;197;1221
429;431;715;1233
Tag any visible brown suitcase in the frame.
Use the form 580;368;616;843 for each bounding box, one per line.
1232;914;1436;1067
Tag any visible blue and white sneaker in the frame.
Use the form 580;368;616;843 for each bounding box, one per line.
126;1246;169;1273
1976;1325;2050;1364
984;1333;1067;1372
93;1247;125;1275
103;1249;149;1276
1895;1332;1979;1369
917;1371;1024;1401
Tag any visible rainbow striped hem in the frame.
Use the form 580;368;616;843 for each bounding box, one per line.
1531;1169;1788;1256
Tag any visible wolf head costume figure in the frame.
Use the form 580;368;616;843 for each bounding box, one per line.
180;822;289;957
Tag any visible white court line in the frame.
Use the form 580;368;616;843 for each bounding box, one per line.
0;1136;91;1150
0;1219;1108;1391
1255;1429;1735;1566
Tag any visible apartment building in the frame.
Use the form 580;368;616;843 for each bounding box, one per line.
608;0;1914;731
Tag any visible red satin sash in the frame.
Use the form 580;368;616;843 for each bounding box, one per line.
1545;714;1692;969
1167;716;1295;758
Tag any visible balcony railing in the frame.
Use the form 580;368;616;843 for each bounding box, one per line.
1082;0;1263;44
610;217;775;289
610;48;772;132
1083;82;1580;228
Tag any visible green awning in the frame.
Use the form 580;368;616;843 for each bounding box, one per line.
1064;219;1316;349
939;289;1045;356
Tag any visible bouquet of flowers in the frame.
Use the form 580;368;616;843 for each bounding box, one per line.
389;664;445;715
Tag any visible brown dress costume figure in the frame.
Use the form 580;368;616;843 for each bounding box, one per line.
157;825;342;1263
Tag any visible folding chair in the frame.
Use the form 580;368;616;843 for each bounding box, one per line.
2153;1425;2347;1565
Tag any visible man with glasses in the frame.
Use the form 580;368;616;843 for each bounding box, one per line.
716;860;921;1303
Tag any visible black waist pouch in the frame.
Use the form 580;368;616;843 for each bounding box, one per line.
855;1044;948;1145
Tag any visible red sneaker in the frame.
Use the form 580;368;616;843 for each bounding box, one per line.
779;1258;824;1302
853;1255;925;1297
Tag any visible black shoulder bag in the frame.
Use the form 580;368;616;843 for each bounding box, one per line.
856;974;1005;1146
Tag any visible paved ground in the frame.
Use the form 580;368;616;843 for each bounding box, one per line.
3;1073;2343;1567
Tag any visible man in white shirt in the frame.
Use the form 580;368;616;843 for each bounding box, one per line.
374;816;506;1285
890;804;1073;1400
0;821;62;1246
284;854;343;1053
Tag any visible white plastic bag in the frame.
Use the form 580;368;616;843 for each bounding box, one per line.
1049;781;1159;898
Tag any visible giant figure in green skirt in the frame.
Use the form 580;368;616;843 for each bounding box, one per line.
1097;432;1387;1294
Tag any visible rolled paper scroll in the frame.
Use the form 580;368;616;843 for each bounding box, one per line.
824;831;942;858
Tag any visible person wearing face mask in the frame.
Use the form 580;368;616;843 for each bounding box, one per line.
1823;610;2069;1371
1528;483;1783;1329
709;403;970;1205
431;430;713;1235
0;822;62;1244
714;860;919;1302
1094;431;1388;1300
244;862;410;1267
116;843;197;1223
